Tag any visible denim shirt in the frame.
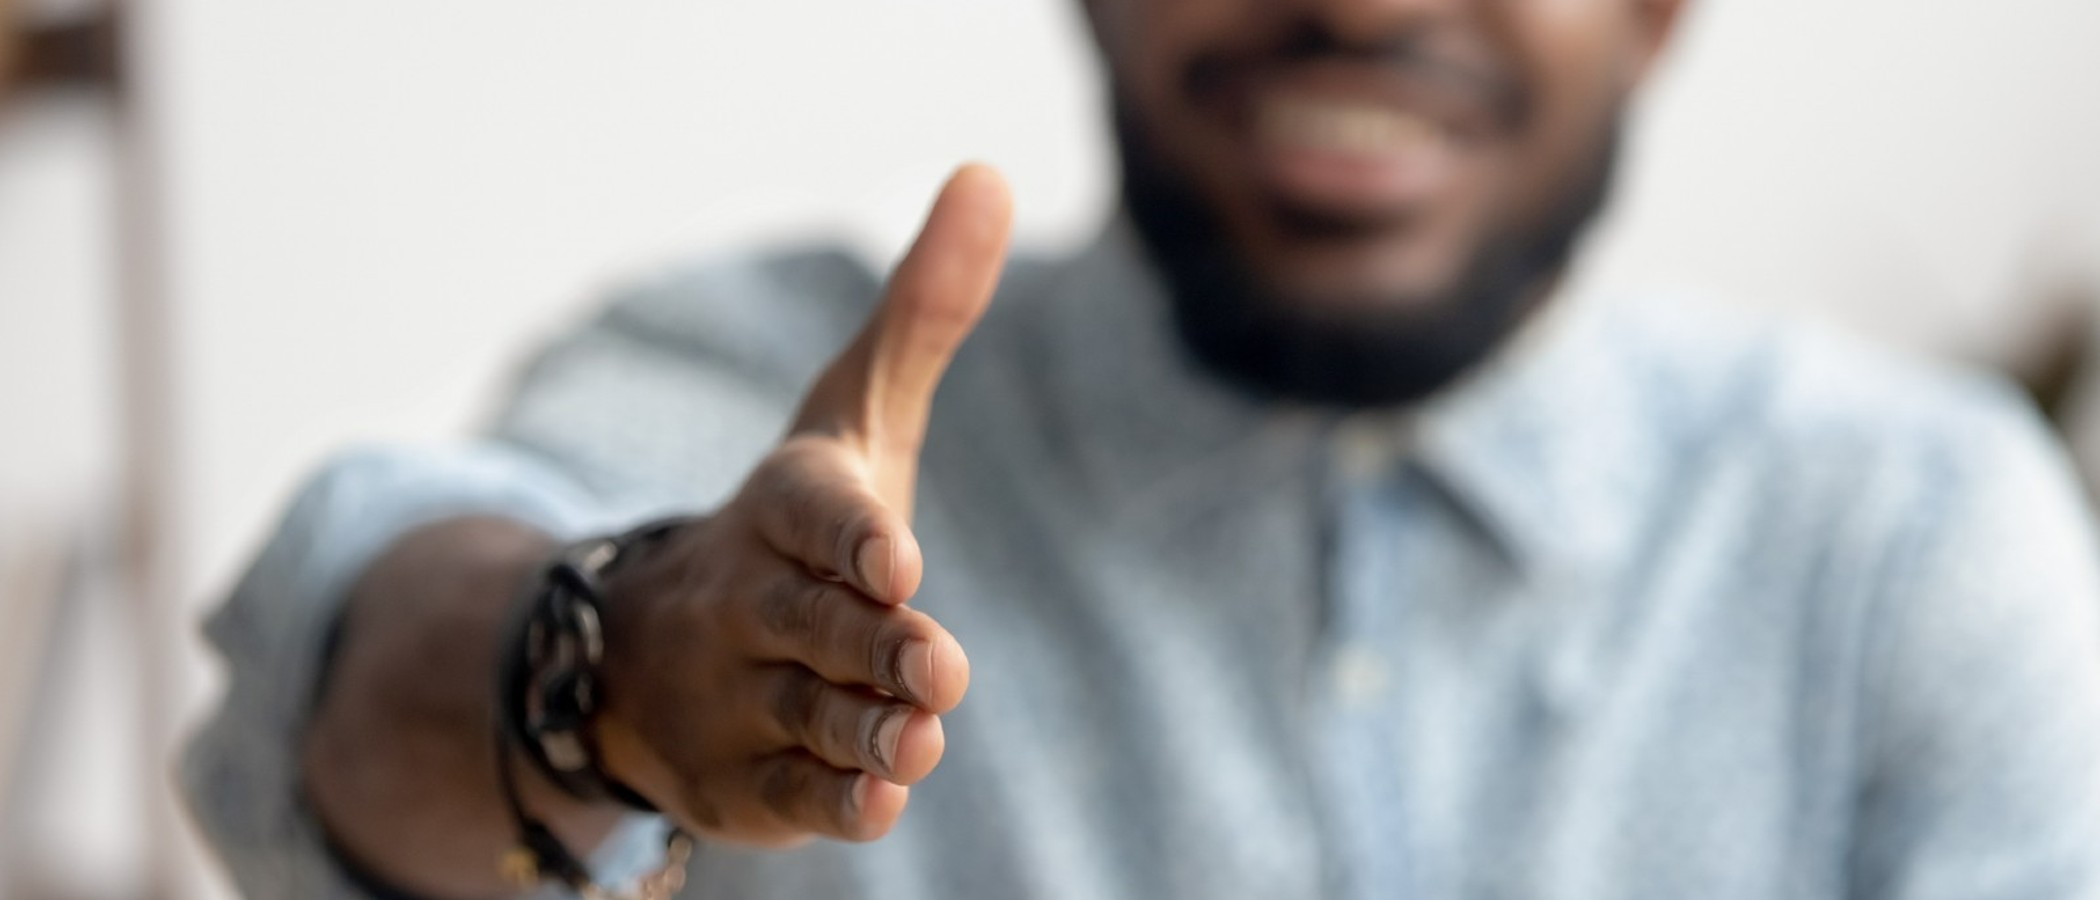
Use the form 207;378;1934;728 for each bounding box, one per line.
184;222;2100;899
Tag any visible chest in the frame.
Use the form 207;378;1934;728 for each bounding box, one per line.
679;432;1870;899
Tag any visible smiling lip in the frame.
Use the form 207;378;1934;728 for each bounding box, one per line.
1249;88;1459;221
1211;56;1502;224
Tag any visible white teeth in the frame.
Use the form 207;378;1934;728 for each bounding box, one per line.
1258;97;1441;156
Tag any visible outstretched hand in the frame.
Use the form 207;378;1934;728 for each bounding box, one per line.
591;164;1012;846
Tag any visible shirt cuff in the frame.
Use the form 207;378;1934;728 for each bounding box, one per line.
180;442;650;897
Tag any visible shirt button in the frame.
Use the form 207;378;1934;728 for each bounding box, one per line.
1333;646;1390;709
1334;427;1395;482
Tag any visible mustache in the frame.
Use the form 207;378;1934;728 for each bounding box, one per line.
1183;18;1526;128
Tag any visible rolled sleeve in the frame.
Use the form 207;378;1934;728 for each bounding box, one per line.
179;442;664;897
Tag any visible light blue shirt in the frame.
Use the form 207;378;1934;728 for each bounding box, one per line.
184;222;2100;898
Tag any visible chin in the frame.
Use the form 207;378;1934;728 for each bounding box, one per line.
1258;245;1473;318
1113;98;1622;408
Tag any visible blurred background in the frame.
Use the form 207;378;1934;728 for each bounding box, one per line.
1;0;2097;897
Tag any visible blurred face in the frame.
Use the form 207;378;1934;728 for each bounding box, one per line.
1089;0;1684;406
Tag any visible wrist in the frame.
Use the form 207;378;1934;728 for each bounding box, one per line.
496;518;696;809
304;516;592;897
490;517;703;894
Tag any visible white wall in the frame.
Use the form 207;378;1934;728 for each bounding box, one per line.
1588;0;2100;370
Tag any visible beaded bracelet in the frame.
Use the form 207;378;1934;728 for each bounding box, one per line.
492;735;696;899
493;517;701;897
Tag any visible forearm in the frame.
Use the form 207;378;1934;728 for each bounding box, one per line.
301;515;625;899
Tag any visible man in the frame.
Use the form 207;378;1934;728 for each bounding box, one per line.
185;0;2100;897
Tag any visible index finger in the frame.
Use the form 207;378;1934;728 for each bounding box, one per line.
742;572;969;714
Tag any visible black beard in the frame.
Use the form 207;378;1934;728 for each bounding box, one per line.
1118;105;1621;409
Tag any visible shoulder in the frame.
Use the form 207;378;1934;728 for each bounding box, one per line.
488;245;884;501
1598;297;2100;682
1599;298;2061;494
585;244;884;390
489;242;1062;501
569;242;1066;387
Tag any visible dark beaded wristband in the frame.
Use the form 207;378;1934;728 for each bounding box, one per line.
492;515;701;896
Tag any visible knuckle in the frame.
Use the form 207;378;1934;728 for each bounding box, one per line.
821;513;867;578
764;436;831;479
837;617;888;673
757;574;825;643
864;610;937;696
758;443;880;564
795;581;876;669
801;580;854;648
768;671;826;742
746;450;829;536
780;473;826;532
738;454;798;513
759;757;809;815
781;470;845;540
759;757;842;830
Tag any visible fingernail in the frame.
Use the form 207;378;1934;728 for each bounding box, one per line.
856;535;894;599
844;772;871;823
896;640;934;706
868;707;909;777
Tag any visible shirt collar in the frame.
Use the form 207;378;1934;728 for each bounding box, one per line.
1031;219;1327;526
1035;217;1661;574
1404;291;1659;577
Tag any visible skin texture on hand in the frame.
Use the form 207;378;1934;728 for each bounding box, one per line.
300;166;1011;895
